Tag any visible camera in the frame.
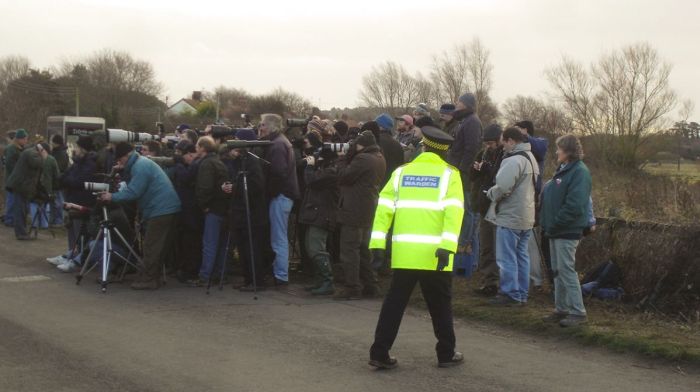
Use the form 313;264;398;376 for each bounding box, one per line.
286;118;309;128
225;140;273;149
103;129;158;144
147;156;176;167
322;142;350;154
84;182;110;192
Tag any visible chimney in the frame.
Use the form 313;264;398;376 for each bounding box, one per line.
192;91;202;101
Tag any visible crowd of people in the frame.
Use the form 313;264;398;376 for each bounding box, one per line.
1;91;596;366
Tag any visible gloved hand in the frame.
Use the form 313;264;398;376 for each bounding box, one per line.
371;249;386;271
435;248;452;271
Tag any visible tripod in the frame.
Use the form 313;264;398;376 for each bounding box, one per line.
30;200;55;239
210;150;263;298
75;206;143;293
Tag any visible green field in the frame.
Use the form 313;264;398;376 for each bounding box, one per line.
644;161;700;182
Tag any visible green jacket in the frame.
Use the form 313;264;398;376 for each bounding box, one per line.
3;143;22;179
540;160;592;239
6;147;43;200
195;153;230;217
39;155;61;201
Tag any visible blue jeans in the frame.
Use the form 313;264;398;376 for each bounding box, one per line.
199;212;227;280
30;202;49;229
454;199;480;277
269;194;293;281
495;226;532;302
51;191;65;225
4;191;14;225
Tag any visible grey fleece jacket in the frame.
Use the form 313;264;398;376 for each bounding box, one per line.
485;143;539;230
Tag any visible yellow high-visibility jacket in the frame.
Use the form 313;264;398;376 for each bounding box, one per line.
369;152;464;271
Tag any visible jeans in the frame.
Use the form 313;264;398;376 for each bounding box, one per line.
30;202;49;229
550;238;586;316
454;206;480;277
495;226;531;302
199;212;227;280
269;195;294;281
51;191;65;225
4;191;15;225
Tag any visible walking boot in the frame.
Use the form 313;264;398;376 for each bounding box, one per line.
311;280;335;296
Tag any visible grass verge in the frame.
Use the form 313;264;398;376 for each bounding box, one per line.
409;276;700;363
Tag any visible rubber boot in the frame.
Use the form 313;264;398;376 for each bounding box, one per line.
311;252;335;296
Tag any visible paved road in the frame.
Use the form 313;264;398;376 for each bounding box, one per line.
0;227;698;392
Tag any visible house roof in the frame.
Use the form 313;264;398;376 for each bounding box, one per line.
168;98;199;110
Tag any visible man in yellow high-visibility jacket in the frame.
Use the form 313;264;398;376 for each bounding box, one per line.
368;126;465;369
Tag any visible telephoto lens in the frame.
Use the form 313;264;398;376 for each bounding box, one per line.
84;182;110;192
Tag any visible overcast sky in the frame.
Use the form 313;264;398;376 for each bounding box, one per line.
1;0;698;117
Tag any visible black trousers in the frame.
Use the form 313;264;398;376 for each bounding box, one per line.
370;269;456;362
233;225;266;285
176;225;203;281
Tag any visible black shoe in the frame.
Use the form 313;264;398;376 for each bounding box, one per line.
16;234;34;241
362;285;381;298
187;277;207;287
488;294;521;306
438;352;464;368
473;285;498;297
368;356;398;370
273;278;289;287
333;288;362;301
542;312;568;323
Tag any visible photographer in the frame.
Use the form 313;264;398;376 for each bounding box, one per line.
334;131;386;300
47;136;99;272
299;130;340;295
172;140;203;283
50;134;69;226
30;142;60;230
98;142;181;290
259;113;299;286
221;129;268;291
6;138;44;240
191;136;231;287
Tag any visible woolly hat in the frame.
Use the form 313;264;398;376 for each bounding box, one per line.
415;116;435;128
360;121;381;143
483;123;503;142
355;130;377;147
395;114;414;126
14;129;28;139
308;119;326;134
439;103;456;114
414;103;430;116
374;113;394;130
458;93;476;109
76;136;95;152
114;142;133;159
333;120;349;136
235;128;257;141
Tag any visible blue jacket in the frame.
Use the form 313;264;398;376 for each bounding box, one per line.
112;153;181;220
527;135;548;194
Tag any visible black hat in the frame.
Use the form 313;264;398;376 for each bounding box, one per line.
415;116;435;128
360;121;380;143
333;120;349;136
114;142;133;159
355;130;377;147
439;103;456;114
175;140;196;154
76;136;95;152
483;124;503;142
421;126;454;151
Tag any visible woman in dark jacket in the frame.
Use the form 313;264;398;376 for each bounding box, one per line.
172;141;203;282
539;134;592;328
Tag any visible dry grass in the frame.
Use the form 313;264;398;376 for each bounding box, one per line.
410;276;700;363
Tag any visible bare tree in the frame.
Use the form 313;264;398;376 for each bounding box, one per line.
679;99;695;122
359;61;431;115
502;95;573;136
431;38;495;117
0;55;31;94
546;43;677;168
270;87;313;117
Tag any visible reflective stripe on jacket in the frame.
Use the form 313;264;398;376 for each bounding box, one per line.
369;152;464;271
